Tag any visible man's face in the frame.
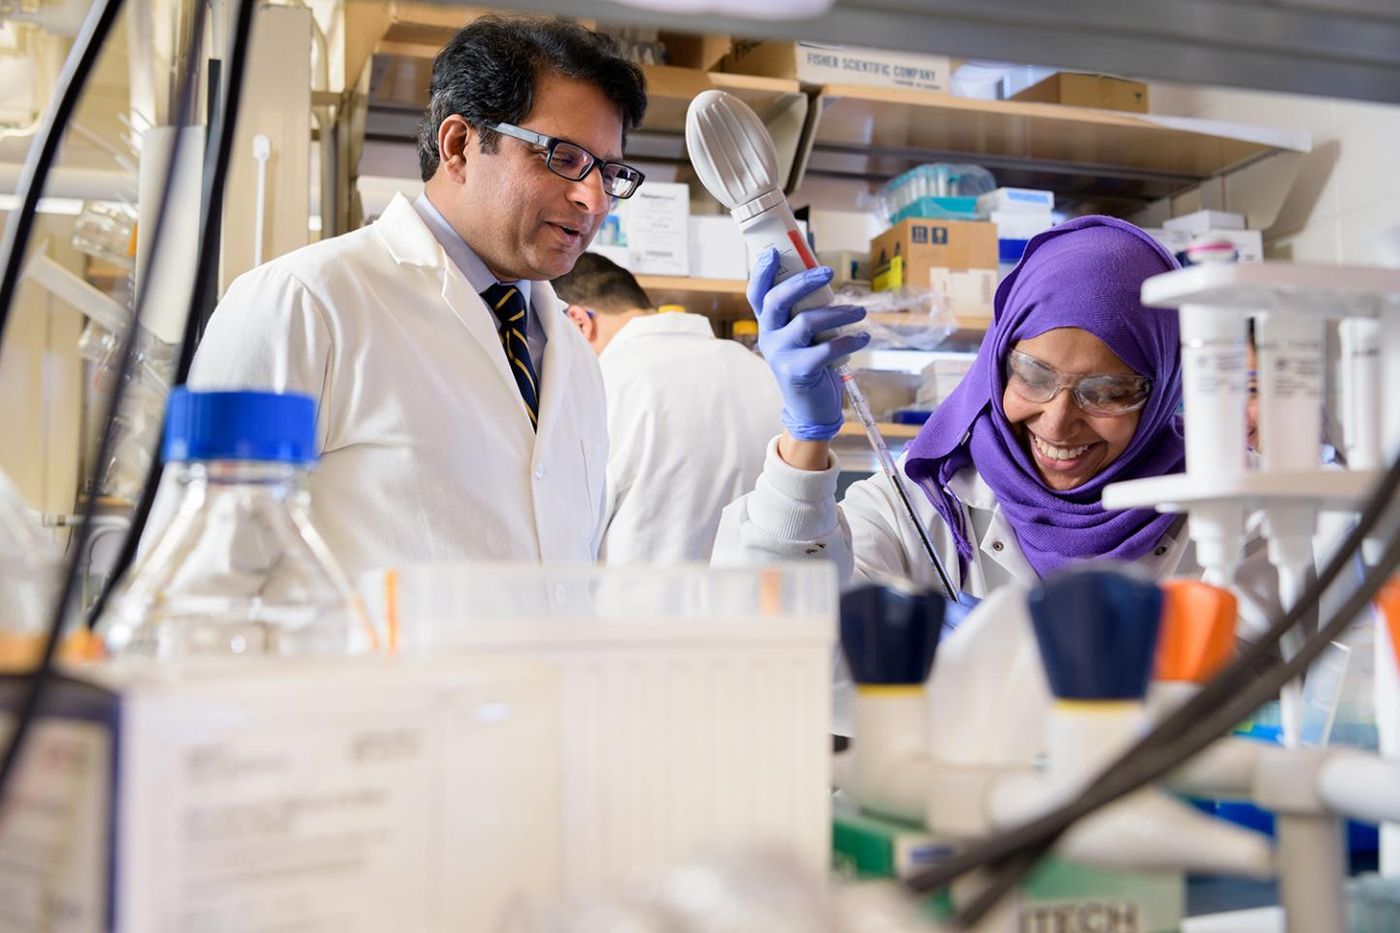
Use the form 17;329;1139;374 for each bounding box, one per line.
446;72;622;282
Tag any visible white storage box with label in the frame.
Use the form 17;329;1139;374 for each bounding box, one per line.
0;657;562;933
363;562;837;895
977;187;1054;214
615;180;690;276
989;210;1056;241
721;40;949;93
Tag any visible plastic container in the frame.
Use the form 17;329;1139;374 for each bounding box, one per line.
360;561;838;896
875;164;996;227
100;389;369;658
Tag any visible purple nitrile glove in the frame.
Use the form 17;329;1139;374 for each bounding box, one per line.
747;247;870;442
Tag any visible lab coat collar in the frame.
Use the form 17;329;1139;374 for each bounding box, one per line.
411;193;532;307
377;193;565;440
601;311;715;358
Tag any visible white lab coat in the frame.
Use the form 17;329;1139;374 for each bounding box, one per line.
182;193;608;577
597;312;782;562
713;438;1282;618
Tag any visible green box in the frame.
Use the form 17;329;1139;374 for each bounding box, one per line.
833;807;1184;932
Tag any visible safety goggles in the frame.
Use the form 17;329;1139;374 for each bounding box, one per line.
1005;349;1152;417
489;122;645;199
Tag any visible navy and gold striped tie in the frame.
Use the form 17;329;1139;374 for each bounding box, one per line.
481;283;539;431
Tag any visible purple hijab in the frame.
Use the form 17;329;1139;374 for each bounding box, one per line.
904;215;1185;580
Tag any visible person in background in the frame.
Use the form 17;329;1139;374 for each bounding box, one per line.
714;216;1282;608
555;253;783;562
171;17;647;576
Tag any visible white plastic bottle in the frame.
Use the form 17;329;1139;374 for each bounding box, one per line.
100;388;371;658
0;468;59;667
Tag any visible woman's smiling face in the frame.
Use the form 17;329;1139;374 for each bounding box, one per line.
1001;327;1145;492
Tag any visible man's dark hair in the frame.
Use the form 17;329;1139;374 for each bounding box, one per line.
417;16;647;181
552;252;655;314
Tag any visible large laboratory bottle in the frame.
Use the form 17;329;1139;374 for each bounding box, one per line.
101;388;370;658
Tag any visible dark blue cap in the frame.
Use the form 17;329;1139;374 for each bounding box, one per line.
839;583;946;686
163;388;318;465
1027;565;1163;701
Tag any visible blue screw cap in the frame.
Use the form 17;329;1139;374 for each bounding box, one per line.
163;388;318;465
1028;565;1163;701
839;583;946;686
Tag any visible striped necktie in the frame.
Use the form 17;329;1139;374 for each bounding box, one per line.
481;282;539;431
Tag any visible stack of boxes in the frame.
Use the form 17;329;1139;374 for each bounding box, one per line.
869;218;1000;322
1154;209;1263;264
977;187;1057;279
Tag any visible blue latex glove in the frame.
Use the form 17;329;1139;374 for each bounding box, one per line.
748;247;870;441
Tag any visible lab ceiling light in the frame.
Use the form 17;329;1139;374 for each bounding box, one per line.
608;0;835;18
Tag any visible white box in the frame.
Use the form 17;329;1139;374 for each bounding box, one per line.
688;215;748;279
365;562;837;896
1192;228;1263;263
917;355;976;407
977;188;1055;214
723;40;949;93
1163;209;1246;236
0;658;563;933
929;267;997;320
990;210;1056;241
600;181;690;276
1144;226;1193;255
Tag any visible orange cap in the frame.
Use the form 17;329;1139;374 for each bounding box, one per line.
1378;577;1400;673
1155;579;1238;683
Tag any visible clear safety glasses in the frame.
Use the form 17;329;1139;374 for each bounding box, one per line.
1005;349;1152;417
489;122;645;199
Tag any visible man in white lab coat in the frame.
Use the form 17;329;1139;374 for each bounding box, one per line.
555;253;782;562
179;18;649;576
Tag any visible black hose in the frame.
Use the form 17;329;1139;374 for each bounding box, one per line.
83;0;261;631
902;452;1400;925
0;0;214;802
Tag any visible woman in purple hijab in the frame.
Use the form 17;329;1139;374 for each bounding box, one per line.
714;216;1196;598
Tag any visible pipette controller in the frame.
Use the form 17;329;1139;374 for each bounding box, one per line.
686;90;957;601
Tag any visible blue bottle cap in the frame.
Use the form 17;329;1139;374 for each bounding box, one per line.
163;388;318;465
839;583;946;686
1027;565;1163;701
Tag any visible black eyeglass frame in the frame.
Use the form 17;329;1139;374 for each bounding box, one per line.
488;121;645;199
1004;349;1153;417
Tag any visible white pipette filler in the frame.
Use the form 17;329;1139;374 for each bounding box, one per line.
685;90;958;601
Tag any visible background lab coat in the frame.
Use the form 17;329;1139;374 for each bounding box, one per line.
597;312;781;562
182;193;608;577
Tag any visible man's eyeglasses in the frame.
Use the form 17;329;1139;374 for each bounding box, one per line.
1005;349;1152;417
489;122;645;199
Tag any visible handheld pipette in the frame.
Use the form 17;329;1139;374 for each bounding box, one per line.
685;90;958;602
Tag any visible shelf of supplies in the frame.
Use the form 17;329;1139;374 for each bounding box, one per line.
837;421;922;440
793;83;1311;212
635;275;992;334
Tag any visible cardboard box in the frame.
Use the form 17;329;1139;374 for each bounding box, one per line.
658;31;730;70
870;218;999;292
0;659;562;933
1013;72;1149;112
688;215;748;279
1163;209;1247;236
721;40;949;93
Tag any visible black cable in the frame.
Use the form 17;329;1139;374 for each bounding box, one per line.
0;0;212;802
950;524;1400;927
0;0;125;348
904;452;1400;918
83;0;259;631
